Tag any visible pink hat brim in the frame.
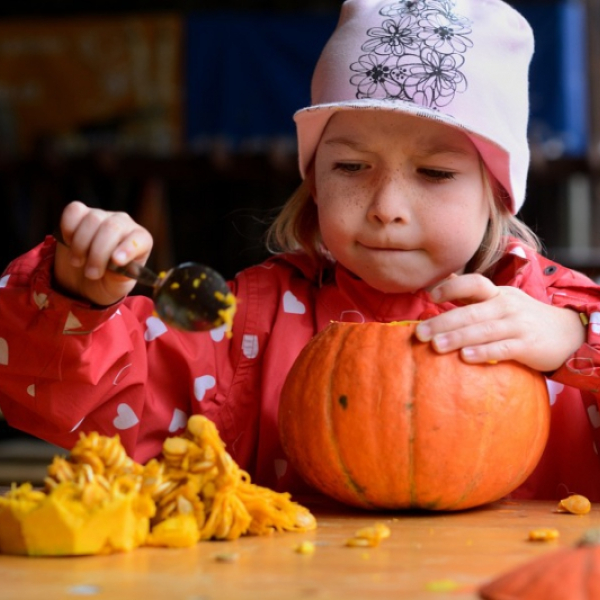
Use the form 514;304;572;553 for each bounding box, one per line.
294;99;513;212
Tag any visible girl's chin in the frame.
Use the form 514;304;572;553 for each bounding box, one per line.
358;267;456;295
342;261;445;294
362;277;423;295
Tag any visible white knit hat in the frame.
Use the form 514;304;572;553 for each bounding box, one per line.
294;0;534;214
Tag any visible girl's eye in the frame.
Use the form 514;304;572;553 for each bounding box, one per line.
418;168;456;181
333;162;364;173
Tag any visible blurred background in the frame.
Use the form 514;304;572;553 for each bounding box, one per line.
0;0;598;481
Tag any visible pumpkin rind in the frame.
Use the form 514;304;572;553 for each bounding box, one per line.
479;545;600;600
278;321;551;511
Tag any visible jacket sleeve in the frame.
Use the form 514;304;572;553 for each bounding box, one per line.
0;237;240;462
536;255;600;391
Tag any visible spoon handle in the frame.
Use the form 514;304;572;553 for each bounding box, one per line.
53;229;160;289
108;261;162;288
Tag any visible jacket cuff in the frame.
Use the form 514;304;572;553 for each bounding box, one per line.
7;235;123;335
550;297;600;390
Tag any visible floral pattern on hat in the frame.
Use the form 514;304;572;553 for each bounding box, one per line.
350;0;473;108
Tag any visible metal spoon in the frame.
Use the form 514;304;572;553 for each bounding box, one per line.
53;230;236;332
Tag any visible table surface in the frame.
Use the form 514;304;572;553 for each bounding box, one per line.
0;492;597;600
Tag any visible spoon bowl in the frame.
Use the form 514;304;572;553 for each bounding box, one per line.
152;262;236;332
99;259;236;333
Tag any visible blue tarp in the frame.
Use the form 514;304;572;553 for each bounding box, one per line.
516;0;588;157
185;3;588;157
185;11;337;152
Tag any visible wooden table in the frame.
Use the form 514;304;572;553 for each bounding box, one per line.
0;493;597;600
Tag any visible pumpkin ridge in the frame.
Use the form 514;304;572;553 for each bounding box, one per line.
495;370;551;499
466;367;550;512
441;376;496;510
326;325;373;508
407;337;417;507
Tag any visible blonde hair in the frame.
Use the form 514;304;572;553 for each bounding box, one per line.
266;165;541;279
468;171;541;275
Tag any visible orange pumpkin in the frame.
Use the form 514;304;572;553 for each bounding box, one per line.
278;321;550;511
479;530;600;600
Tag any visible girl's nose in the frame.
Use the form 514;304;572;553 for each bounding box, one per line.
366;175;410;225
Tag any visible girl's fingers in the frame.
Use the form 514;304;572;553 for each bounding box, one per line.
59;201;90;266
110;230;153;267
83;217;152;280
59;203;152;280
460;339;518;364
429;272;499;304
69;211;114;278
59;201;89;240
416;274;506;343
416;282;586;371
416;296;504;343
429;319;514;355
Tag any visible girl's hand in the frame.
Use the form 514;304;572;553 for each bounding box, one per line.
415;273;586;372
54;201;153;307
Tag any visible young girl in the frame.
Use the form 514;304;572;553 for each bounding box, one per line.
1;0;600;501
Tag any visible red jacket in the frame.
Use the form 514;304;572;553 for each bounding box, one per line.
2;236;600;500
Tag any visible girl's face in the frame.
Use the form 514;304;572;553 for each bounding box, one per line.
313;111;491;294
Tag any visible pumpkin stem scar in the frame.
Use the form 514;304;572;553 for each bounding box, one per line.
338;395;348;409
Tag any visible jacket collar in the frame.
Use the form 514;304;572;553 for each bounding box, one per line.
272;239;535;322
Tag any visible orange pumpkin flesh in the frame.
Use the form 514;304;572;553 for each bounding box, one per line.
278;321;550;511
